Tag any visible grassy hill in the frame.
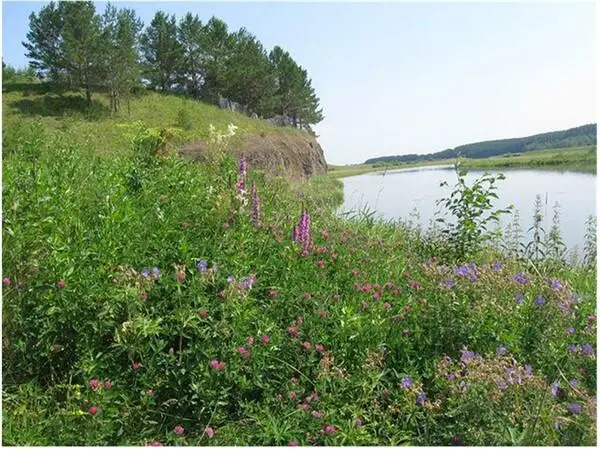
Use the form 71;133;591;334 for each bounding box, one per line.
365;124;597;165
2;83;302;156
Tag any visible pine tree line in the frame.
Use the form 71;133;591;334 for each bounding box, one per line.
22;1;323;129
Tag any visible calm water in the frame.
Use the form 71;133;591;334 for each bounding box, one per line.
340;165;597;252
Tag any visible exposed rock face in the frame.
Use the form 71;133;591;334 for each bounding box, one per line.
180;130;328;178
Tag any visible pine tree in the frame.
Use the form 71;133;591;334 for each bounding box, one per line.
22;1;65;83
177;12;204;98
140;11;182;91
101;3;143;114
59;1;103;104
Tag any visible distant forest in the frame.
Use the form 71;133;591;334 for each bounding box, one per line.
11;1;323;131
365;124;597;164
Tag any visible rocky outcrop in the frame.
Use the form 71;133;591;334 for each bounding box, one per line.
179;130;328;178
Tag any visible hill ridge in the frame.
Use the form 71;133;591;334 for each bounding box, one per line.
365;123;597;164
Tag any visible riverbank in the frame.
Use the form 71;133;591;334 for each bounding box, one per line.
328;146;597;178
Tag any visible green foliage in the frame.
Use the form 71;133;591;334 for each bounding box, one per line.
435;161;512;260
140;11;183;91
20;3;324;127
2;122;596;446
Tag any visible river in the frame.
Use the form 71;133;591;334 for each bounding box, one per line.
340;165;596;254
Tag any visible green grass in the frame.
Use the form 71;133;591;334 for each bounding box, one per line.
2;83;302;156
329;146;597;178
2;87;597;446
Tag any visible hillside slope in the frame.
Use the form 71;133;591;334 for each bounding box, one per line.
1;83;328;177
365;124;597;164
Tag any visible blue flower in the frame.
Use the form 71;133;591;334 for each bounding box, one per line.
567;403;582;415
416;391;426;406
567;326;576;335
513;272;529;285
581;343;593;356
197;260;208;273
524;364;533;377
549;278;562;290
492;262;503;271
534;296;545;307
400;375;413;389
515;293;525;304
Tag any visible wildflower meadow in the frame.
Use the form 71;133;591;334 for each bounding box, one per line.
2;122;597;445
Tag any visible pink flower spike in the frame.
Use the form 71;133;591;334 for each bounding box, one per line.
174;424;184;435
88;405;99;416
57;279;66;289
302;341;311;350
132;362;141;370
89;379;100;390
246;336;255;345
315;344;325;353
238;346;250;358
103;380;112;390
2;277;11;287
261;335;271;345
204;426;215;438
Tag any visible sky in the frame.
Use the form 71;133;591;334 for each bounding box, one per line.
1;1;596;165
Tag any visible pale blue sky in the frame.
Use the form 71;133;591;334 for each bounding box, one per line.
2;1;596;164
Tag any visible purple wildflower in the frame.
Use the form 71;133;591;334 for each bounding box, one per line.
237;155;247;194
492;262;503;271
197;260;207;273
454;265;469;277
460;348;475;364
567;344;579;353
443;279;455;289
524;364;533;377
458;380;469;392
567;326;576;335
513;272;529;285
581;343;594;356
515;292;525;304
416;391;426;406
550;278;563;290
551;381;560;397
251;183;260;227
142;268;151;278
496;379;508;390
567;403;582;415
294;210;311;252
496;345;508;356
400;375;413;389
569;379;579;389
534;295;545;307
227;275;235;285
238;275;256;290
151;267;160;279
505;367;514;385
